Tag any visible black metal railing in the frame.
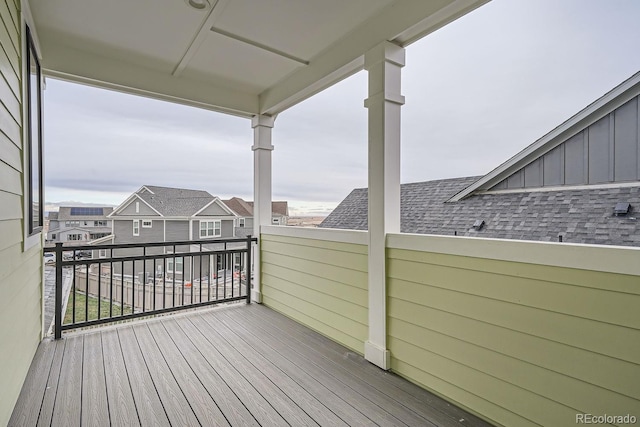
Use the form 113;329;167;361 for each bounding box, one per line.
45;236;256;339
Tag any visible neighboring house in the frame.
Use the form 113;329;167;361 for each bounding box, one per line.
321;72;640;247
107;185;240;281
223;197;289;237
46;206;114;246
109;185;238;243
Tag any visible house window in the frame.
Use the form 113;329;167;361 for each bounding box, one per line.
98;249;107;258
133;220;140;236
94;220;107;227
142;220;152;228
239;218;245;227
26;26;43;236
200;220;221;238
167;257;183;273
67;234;82;241
52;234;57;240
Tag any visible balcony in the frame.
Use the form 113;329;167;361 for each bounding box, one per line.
3;1;640;426
12;227;639;426
10;303;488;426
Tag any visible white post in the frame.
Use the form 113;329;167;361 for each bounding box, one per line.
251;114;275;303
364;41;404;370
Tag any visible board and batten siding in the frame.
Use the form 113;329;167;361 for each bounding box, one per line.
0;1;43;425
492;95;640;190
260;226;368;354
386;233;640;427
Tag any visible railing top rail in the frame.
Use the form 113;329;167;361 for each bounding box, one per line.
44;236;257;253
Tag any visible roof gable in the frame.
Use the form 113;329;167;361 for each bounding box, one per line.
450;71;640;201
110;192;162;217
194;198;237;217
113;185;217;217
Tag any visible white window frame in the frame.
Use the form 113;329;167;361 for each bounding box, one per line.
98;249;107;259
167;256;183;273
238;218;245;227
133;219;140;236
200;220;221;238
142;220;152;228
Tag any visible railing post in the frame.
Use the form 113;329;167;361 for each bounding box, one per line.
246;235;252;304
54;243;63;340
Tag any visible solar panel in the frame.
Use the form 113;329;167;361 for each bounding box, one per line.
70;207;104;216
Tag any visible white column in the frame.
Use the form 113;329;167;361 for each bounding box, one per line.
251;114;275;303
364;41;404;370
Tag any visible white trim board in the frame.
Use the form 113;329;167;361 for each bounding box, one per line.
387;232;640;276
261;225;367;246
479;180;640;196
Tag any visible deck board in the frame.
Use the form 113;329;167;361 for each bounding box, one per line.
215;309;402;427
246;304;487;426
196;311;348;426
10;303;493;427
133;324;201;426
8;339;57;427
51;335;83;427
175;316;288;426
81;332;110;426
189;314;319;426
36;339;66;427
224;307;438;426
117;327;170;427
162;318;259;426
146;321;230;426
101;329;140;427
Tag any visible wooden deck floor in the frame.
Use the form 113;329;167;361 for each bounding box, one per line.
10;303;490;426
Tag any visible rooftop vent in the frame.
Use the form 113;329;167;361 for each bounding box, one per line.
614;202;631;216
472;220;485;230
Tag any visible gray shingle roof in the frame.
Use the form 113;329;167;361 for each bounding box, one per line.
139;186;216;216
320;177;640;247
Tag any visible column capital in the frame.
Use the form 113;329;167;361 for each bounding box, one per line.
252;114;275;151
251;114;276;129
364;41;405;70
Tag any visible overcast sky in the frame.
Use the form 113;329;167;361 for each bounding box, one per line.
44;0;640;215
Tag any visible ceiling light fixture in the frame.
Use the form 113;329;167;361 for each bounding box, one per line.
185;0;210;10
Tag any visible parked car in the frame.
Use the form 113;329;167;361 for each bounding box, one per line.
43;253;55;264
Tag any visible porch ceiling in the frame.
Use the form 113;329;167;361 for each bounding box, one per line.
28;0;487;117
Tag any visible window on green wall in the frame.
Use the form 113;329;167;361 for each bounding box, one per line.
26;26;43;235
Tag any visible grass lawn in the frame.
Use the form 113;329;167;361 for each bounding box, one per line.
64;291;132;324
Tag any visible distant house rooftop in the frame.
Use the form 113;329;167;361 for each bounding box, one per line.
223;197;289;217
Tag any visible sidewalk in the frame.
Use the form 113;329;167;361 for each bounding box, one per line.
43;265;72;335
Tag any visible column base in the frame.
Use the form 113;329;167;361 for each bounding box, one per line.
251;289;262;304
365;340;391;370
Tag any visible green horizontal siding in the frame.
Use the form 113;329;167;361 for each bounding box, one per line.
387;247;640;427
0;2;43;425
261;233;368;354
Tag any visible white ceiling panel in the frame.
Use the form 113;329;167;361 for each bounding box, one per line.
28;0;489;117
212;0;394;60
182;30;302;94
30;0;207;67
